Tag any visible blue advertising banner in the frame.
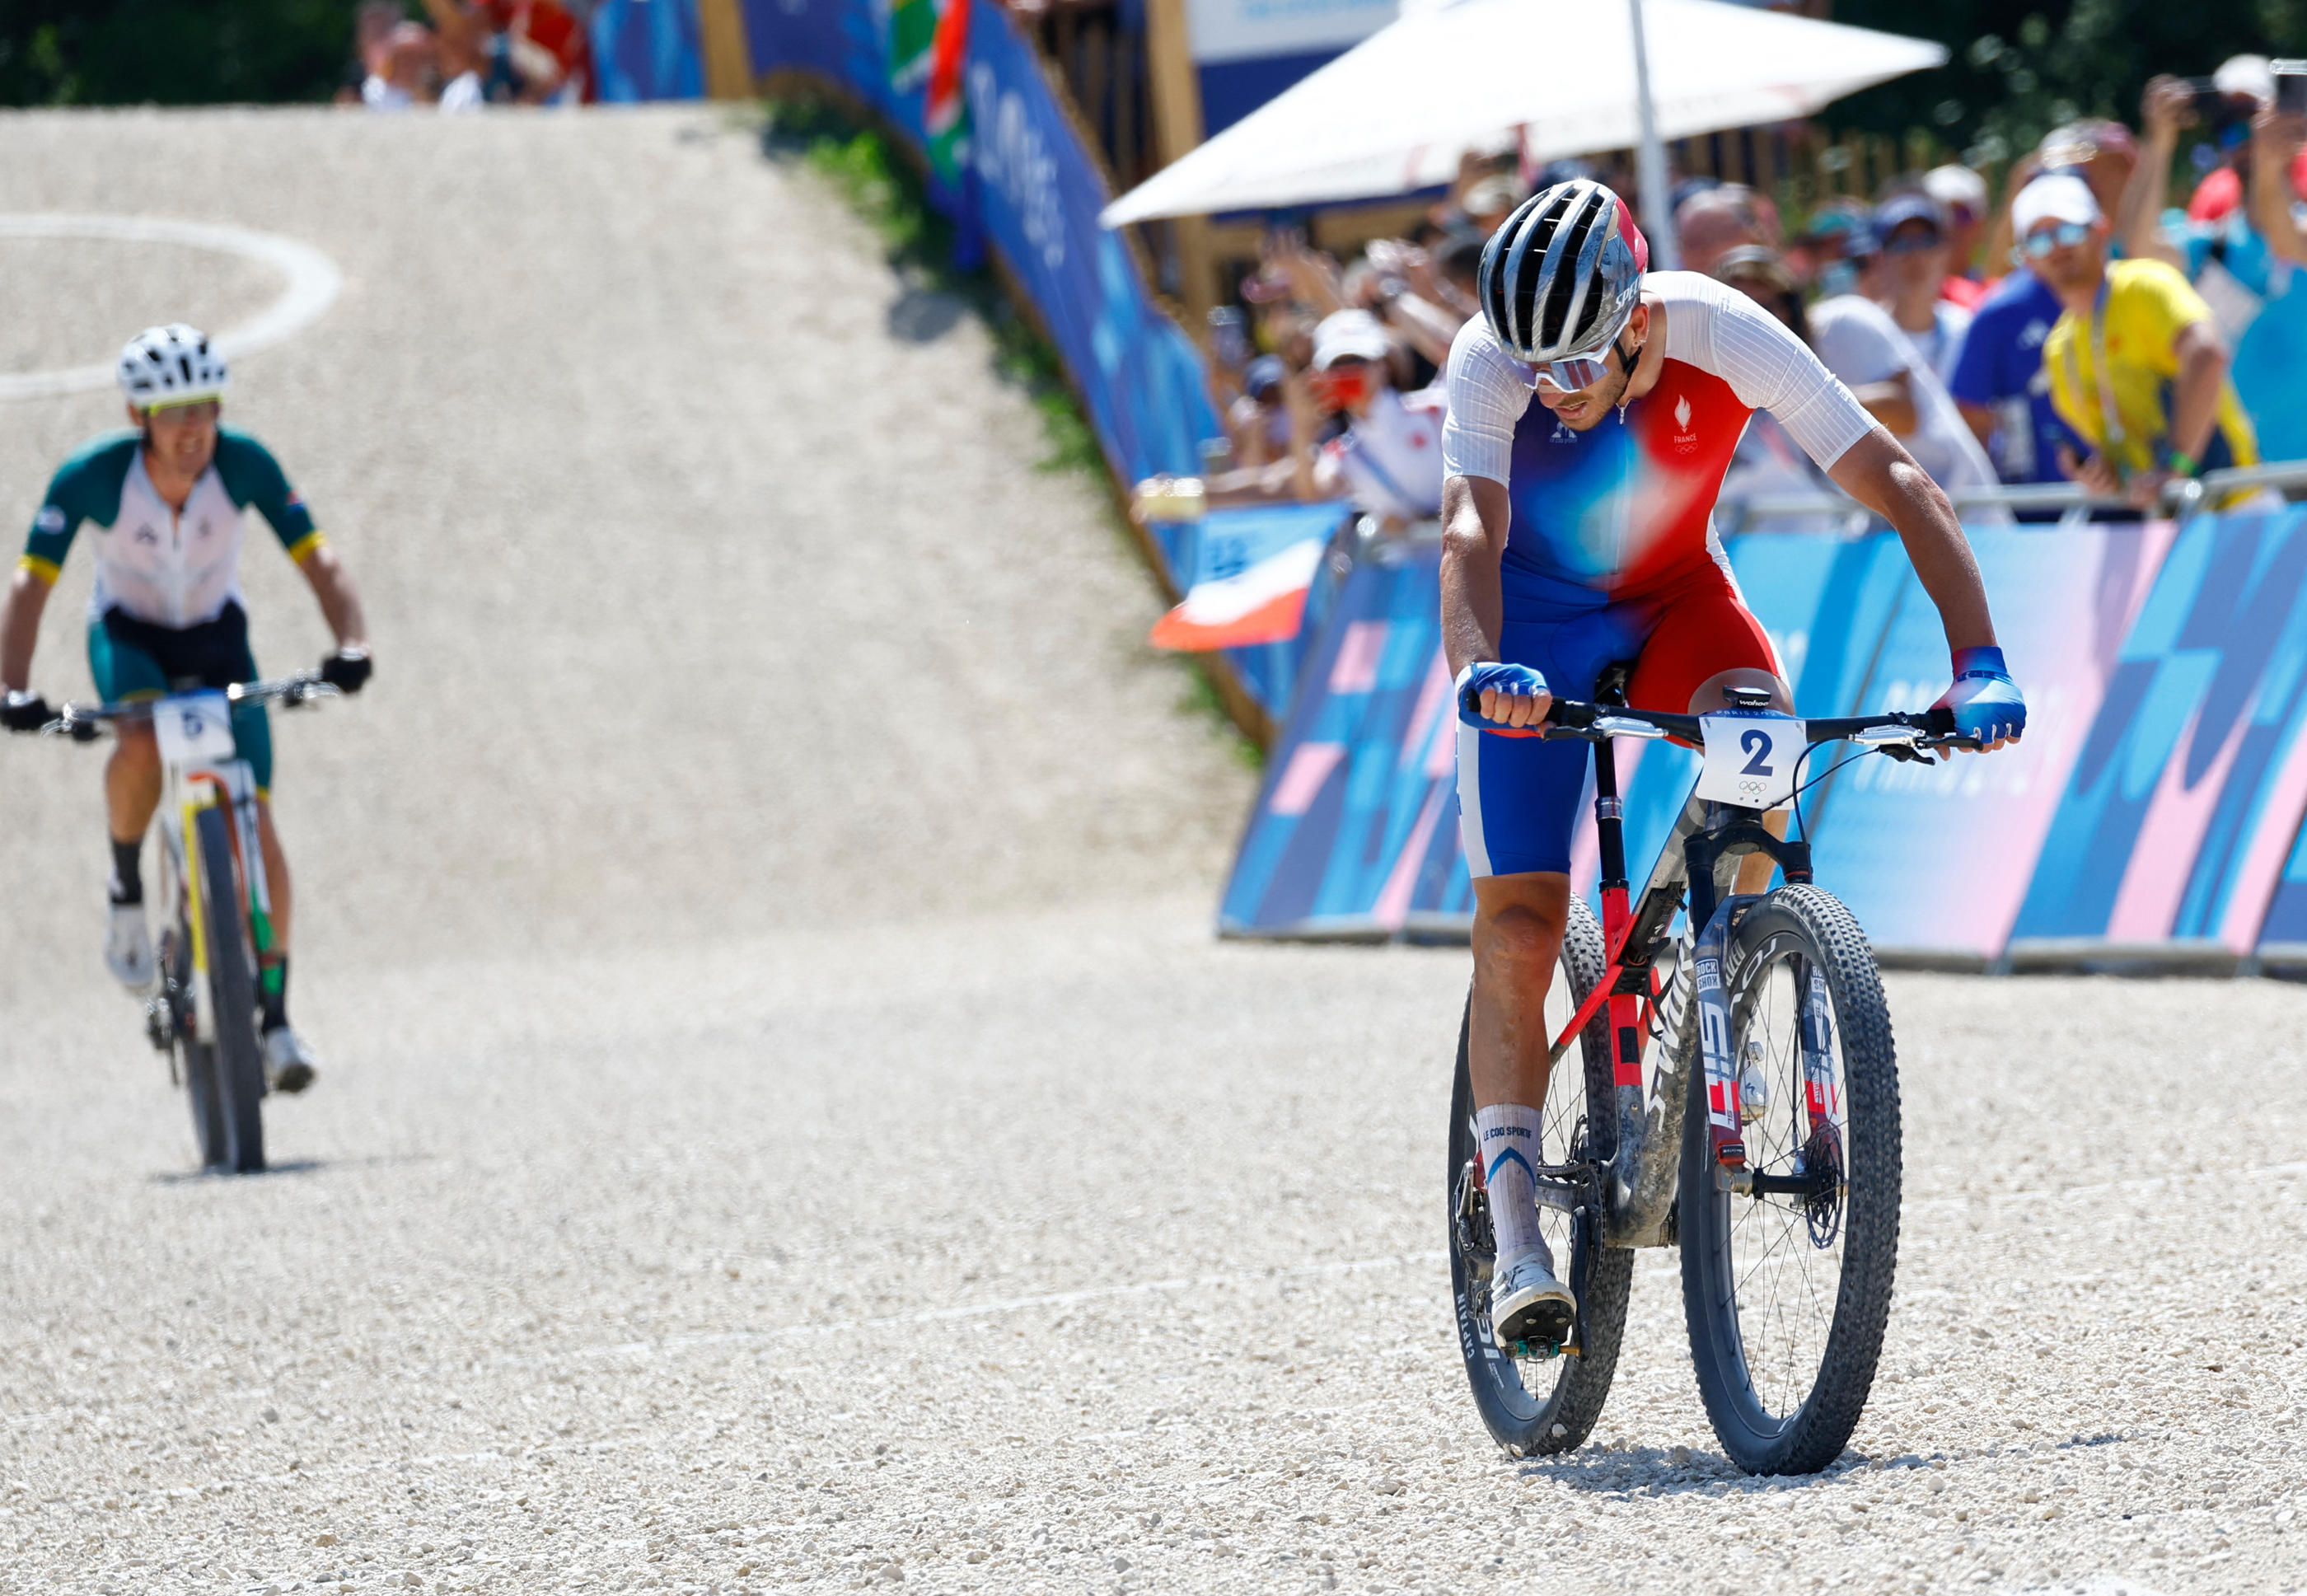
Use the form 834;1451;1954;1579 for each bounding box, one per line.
2011;509;2307;955
1803;520;2174;957
1219;548;1472;937
593;0;706;101
1224;517;2307;959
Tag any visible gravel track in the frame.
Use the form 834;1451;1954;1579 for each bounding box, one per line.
2;109;2303;1596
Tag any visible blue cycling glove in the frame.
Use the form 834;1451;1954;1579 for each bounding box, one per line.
1456;661;1550;727
1932;646;2027;744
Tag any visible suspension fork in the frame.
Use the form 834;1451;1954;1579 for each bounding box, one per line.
1589;735;1645;1142
1797;959;1841;1142
180;774;228;1045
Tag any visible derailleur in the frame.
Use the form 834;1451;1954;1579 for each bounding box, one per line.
1453;1158;1496;1278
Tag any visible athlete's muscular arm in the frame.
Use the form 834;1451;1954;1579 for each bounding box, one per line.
0;565;52;691
1441;475;1550;728
1825;430;2011;742
299;544;370;653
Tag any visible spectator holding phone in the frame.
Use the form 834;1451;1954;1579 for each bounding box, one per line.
2123;63;2307;463
1165;311;1443;530
1302;311;1445;527
2027;174;2261;508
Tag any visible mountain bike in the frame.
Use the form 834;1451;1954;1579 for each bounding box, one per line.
44;673;339;1174
1448;669;1979;1474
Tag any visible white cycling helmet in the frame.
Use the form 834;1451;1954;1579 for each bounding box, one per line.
117;324;229;410
1477;179;1649;366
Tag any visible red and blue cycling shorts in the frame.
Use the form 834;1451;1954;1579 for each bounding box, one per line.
1455;556;1781;879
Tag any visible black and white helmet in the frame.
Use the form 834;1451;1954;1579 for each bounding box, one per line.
117;324;229;410
1476;180;1650;365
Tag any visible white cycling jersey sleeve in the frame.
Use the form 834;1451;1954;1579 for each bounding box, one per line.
1441;274;1880;485
1655;271;1878;470
1439;315;1533;486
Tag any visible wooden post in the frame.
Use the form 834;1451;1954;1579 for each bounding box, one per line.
1144;0;1219;332
698;0;754;100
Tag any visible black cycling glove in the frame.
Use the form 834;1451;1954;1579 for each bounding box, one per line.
320;648;372;694
1;690;52;732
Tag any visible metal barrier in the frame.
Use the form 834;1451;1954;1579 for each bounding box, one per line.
1719;459;2307;536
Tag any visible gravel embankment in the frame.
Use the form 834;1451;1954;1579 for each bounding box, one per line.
2;108;2302;1596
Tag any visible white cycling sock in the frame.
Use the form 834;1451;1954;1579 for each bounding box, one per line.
1476;1102;1547;1262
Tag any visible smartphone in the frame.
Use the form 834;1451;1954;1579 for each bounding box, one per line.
1207;306;1249;371
2276;60;2307;117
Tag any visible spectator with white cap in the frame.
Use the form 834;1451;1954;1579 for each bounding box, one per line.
1922;163;1991;307
1303;309;1447;527
2029;171;2262;508
1139;310;1445;530
1949;173;2089;489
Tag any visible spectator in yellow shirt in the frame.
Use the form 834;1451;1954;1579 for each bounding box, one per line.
2024;173;2259;509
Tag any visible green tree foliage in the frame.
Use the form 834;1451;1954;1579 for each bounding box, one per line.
0;0;364;106
1827;0;2307;164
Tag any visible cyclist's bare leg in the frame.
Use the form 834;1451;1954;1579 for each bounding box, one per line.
257;798;292;953
1691;666;1795;895
1470;868;1579;1327
1469;871;1572;1111
105;720;162;849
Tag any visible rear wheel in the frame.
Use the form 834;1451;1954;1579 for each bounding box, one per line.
1681;886;1900;1473
193;804;265;1175
1447;893;1633;1455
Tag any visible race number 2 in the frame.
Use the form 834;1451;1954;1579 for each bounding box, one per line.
1695;710;1807;810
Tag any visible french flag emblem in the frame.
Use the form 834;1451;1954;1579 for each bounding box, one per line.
1149;539;1324;652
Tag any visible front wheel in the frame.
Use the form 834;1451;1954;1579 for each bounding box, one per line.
1681;885;1901;1474
163;922;230;1170
1447;892;1633;1455
193;803;266;1174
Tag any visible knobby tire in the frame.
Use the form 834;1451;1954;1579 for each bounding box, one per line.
194;804;266;1175
169;922;230;1170
1448;893;1634;1456
1680;885;1900;1474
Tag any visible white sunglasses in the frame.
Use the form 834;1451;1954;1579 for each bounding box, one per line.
1533;351;1617;391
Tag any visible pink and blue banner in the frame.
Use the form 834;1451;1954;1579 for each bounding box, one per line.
2010;508;2307;956
1219;549;1472;938
1223;513;2307;962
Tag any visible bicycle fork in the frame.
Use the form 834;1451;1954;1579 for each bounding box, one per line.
177;763;274;1047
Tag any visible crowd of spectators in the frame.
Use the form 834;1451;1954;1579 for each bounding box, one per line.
1144;50;2307;535
339;0;593;110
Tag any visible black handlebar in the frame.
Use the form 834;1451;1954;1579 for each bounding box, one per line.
1464;695;1977;754
33;672;340;741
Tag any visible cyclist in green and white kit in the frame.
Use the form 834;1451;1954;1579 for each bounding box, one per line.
0;325;372;1093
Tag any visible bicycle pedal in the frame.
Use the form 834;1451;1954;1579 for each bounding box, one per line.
1507;1337;1571;1360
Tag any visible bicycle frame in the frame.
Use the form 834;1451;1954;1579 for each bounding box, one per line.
64;686;291;1056
1523;703;1846;1250
163;740;273;1051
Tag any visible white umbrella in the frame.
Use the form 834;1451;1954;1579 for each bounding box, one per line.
1101;0;1947;227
